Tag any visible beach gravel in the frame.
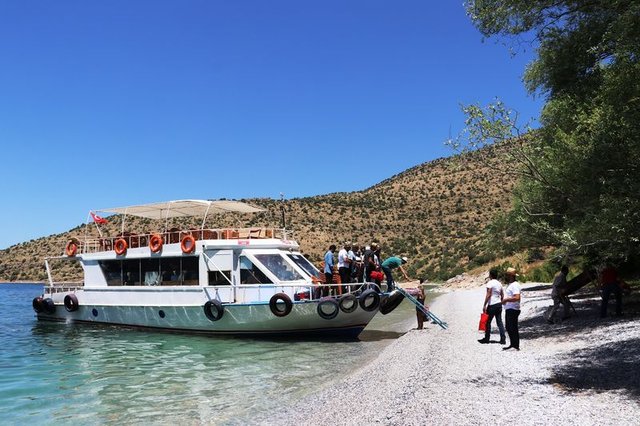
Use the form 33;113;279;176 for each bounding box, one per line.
258;283;640;425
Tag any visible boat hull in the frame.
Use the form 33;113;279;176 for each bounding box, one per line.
36;299;378;339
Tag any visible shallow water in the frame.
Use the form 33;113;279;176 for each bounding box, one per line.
0;284;431;424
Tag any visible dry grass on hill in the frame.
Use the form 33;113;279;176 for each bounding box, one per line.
0;143;516;282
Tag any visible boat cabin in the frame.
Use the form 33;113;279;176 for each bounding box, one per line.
49;200;321;304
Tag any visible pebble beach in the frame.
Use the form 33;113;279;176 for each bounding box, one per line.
261;281;640;425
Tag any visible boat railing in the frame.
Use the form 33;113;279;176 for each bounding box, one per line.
43;280;376;300
75;227;282;254
232;281;374;302
45;282;84;294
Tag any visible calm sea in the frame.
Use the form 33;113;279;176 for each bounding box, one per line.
0;284;432;425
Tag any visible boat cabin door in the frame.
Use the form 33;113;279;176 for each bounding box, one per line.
203;250;234;302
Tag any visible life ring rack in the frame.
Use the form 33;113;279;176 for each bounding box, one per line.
114;238;128;256
149;234;163;253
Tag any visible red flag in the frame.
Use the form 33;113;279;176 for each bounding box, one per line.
91;212;108;224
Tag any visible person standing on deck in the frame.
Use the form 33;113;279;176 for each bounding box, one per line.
323;245;336;297
478;268;506;344
349;244;361;283
337;242;352;292
380;256;410;292
363;243;378;283
502;267;522;351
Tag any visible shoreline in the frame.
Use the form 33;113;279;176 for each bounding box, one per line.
261;282;640;425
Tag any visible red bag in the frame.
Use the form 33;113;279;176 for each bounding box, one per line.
478;312;489;332
370;271;384;281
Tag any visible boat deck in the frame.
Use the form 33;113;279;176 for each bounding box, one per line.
74;227;281;254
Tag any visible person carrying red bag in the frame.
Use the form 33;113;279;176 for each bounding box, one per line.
478;268;506;345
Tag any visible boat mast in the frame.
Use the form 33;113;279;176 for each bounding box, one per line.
280;192;287;239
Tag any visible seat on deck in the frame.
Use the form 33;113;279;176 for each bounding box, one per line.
222;229;239;239
167;228;181;244
247;229;262;239
202;230;218;240
101;238;113;251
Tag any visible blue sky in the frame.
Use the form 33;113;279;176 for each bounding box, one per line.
0;1;541;249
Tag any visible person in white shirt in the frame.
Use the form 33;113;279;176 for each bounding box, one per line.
478;268;505;344
502;267;522;350
337;243;352;293
348;244;359;285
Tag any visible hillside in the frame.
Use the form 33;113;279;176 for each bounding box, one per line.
0;143;515;282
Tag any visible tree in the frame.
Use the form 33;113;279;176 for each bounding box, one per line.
457;1;640;265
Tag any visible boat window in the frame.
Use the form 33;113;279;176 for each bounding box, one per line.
99;257;199;286
123;259;141;286
287;253;319;278
160;257;182;285
240;256;272;284
208;270;231;286
254;254;304;282
99;260;122;286
141;258;161;286
182;257;199;285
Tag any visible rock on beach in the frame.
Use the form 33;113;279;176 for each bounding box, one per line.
261;280;640;425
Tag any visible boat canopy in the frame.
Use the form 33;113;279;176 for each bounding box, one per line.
99;199;265;220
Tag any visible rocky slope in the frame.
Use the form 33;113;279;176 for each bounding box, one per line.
0;143;515;282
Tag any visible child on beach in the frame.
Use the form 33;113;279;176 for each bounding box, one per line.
416;279;429;329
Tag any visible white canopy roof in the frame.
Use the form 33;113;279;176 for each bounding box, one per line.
99;199;265;219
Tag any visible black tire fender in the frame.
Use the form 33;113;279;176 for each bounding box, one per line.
379;291;405;315
269;293;293;317
359;289;381;312
64;294;79;312
204;300;224;321
42;298;56;315
317;297;339;320
32;297;44;313
338;294;358;314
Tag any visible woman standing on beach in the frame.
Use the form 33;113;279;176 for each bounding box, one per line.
478;268;505;344
502;267;521;351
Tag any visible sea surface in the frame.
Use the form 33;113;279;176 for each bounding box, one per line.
0;283;434;425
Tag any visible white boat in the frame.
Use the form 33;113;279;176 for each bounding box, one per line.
31;200;389;339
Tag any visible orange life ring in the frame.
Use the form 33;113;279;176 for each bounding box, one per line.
181;235;196;254
114;238;128;256
65;240;78;257
149;234;163;253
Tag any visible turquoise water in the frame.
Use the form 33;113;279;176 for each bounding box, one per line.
0;284;429;424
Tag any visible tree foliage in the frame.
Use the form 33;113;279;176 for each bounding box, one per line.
461;1;640;265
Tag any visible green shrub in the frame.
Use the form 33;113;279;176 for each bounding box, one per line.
527;261;561;283
526;248;545;263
